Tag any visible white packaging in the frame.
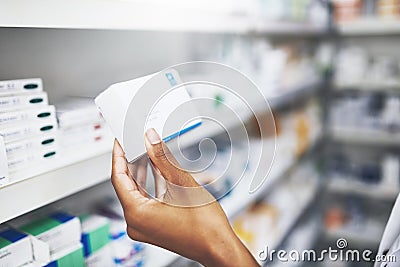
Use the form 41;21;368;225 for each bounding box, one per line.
0;136;9;185
0;92;48;111
5;133;57;157
7;146;57;173
58;122;112;148
17;212;81;253
0;78;43;96
0;226;33;266
95;69;201;162
0;105;56;126
0;119;57;143
56;97;103;129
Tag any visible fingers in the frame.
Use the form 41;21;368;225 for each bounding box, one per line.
112;139;141;208
144;128;198;187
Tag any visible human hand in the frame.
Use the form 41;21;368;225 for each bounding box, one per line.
111;128;259;267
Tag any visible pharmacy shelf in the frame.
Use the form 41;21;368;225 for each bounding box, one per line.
267;80;323;110
263;184;318;263
0;0;326;35
330;128;400;147
221;137;321;220
0;141;112;224
324;219;385;245
327;177;399;201
337;18;400;36
250;21;327;36
334;83;400;93
220;154;295;220
182;80;323;148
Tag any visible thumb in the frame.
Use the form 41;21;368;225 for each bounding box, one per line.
144;128;198;187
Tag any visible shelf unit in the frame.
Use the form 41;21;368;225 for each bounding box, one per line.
324;219;385;245
327;177;399;201
334;83;400;93
330;127;400;147
0;1;326;35
0;82;321;225
336;18;400;36
0;4;329;265
0;143;111;224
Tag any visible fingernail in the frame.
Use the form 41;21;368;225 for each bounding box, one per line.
146;128;161;145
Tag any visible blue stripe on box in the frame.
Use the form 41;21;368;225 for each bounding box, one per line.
51;212;75;223
0;228;27;243
162;121;202;143
44;260;57;267
81;233;90;257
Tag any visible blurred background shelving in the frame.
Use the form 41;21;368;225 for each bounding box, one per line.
1;0;400;266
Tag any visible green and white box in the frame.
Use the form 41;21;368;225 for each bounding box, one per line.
0;226;33;266
43;243;85;267
19;212;81;253
80;214;114;267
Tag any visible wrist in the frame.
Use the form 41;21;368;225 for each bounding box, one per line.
201;229;259;267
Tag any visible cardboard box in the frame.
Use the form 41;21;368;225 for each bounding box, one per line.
56;97;103;129
95;69;201;162
7;146;58;173
0;78;43;96
0;92;48;111
0;105;56;126
18;212;81;253
0;136;9;186
0;119;57;143
0;226;33;266
80;214;110;257
5;133;57;157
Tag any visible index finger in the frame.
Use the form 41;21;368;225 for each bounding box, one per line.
111;139;139;207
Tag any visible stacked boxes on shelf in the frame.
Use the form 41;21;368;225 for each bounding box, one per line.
1;209;147;267
0;226;36;266
56;97;113;153
97;199;146;267
16;212;84;267
80;214;114;267
0;78;58;185
232;162;319;262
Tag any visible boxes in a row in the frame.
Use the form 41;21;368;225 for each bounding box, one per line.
2;212;145;267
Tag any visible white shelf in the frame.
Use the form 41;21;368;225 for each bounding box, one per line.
0;0;325;35
220;154;295;220
334;82;400;93
327;177;399;201
325;219;385;245
264;186;317;257
0;142;112;224
337;18;400;36
330;127;400;146
267;80;323;110
181;80;323;148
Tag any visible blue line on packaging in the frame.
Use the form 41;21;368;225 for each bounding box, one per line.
162;121;202;143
